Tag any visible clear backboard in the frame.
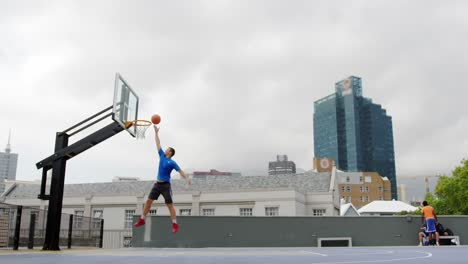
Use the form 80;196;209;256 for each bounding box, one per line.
113;73;139;137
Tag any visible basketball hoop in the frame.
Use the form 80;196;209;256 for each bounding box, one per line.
125;120;152;139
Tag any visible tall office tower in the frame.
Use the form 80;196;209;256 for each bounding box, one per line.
314;76;396;199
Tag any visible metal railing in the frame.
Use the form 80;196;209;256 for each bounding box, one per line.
102;229;133;248
0;203;104;250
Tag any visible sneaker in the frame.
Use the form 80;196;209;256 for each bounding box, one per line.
418;242;422;246
134;218;146;227
172;223;179;233
436;242;440;246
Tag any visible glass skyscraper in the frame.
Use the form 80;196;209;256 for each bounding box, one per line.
314;76;397;199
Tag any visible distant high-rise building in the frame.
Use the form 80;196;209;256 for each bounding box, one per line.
314;76;397;199
191;169;241;179
268;155;296;176
0;131;18;193
397;184;408;203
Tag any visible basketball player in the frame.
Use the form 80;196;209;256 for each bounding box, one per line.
421;200;439;246
134;125;191;233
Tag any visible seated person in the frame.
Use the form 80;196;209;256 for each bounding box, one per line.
419;224;429;246
437;222;449;236
437;222;457;245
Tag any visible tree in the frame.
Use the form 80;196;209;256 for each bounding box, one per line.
423;192;445;214
396;208;421;216
428;159;468;215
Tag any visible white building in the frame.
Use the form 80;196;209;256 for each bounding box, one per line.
1;171;342;247
1;172;339;218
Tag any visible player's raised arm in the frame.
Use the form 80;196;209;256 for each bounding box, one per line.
178;169;192;185
154;125;161;151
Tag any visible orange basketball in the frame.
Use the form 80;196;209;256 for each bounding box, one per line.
151;114;161;124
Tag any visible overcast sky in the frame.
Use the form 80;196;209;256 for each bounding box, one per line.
1;0;467;183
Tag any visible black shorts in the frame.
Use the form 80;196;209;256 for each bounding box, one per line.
148;182;173;204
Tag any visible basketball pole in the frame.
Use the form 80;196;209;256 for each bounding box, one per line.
42;132;68;250
37;108;126;250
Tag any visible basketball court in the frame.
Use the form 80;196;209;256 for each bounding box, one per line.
1;247;468;264
9;75;465;264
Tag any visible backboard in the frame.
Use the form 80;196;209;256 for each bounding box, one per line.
113;73;139;137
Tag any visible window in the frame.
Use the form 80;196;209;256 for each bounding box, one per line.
124;210;135;229
148;209;157;216
359;186;363;192
379;196;383;200
359;176;363;183
202;209;215;216
347;196;351;203
313;209;326;216
366;196;369;202
346;176;350;183
341;186;345;192
365;176;372;183
360;196;363;202
378;187;383;193
346;186;351;192
240;208;253;216
74;210;84;229
365;186;369;192
92;210;103;229
265;207;279;216
179;209;191;216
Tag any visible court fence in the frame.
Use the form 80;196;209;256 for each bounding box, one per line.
0;203;104;250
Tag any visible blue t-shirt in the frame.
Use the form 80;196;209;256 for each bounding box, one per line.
157;148;180;182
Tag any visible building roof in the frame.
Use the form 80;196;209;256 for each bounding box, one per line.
340;203;360;216
357;200;417;214
193;169;236;176
2;171;332;199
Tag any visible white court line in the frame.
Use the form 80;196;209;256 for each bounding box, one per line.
300;250;394;257
306;251;432;264
300;251;328;256
328;250;394;256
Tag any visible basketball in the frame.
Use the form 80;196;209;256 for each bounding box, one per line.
151;114;161;124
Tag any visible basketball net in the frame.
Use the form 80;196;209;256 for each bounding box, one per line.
125;120;152;139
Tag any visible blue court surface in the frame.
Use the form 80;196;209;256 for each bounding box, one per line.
1;247;467;264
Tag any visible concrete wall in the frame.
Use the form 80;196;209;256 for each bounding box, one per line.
132;215;468;248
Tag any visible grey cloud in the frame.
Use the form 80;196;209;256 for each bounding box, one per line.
1;0;467;183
